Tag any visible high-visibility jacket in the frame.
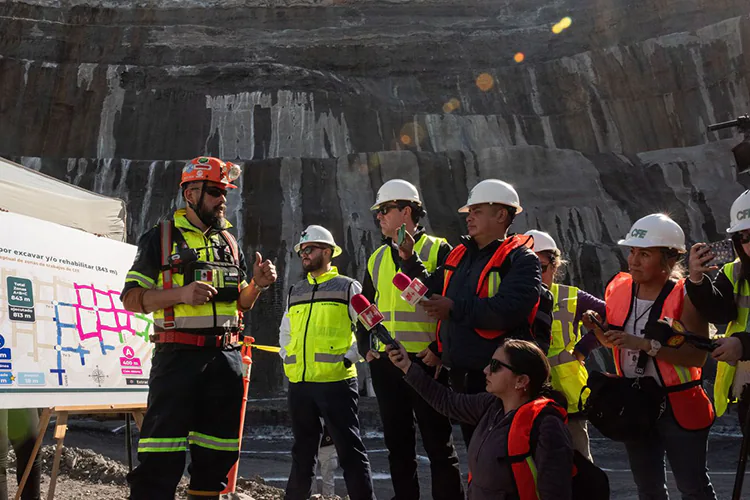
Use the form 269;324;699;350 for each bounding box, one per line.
367;233;445;352
548;283;588;414
283;267;358;383
606;272;715;430
439;234;538;345
508;398;569;500
148;209;242;334
714;260;750;416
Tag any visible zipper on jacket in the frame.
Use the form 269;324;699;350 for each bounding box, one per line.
301;280;319;382
475;407;503;461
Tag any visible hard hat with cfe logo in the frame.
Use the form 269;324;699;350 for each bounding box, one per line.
727;190;750;234
459;179;523;214
181;157;241;189
617;213;686;252
294;225;343;258
371;179;422;211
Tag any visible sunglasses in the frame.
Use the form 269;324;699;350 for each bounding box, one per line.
739;231;750;244
488;358;516;374
376;204;402;216
298;245;326;257
540;262;551;273
203;186;228;198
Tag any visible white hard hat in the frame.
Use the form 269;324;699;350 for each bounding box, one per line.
617;214;686;252
371;179;422;210
459;179;523;214
727;190;750;233
525;230;558;253
294;225;343;258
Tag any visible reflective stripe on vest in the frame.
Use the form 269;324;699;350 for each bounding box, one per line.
715;260;749;416
367;234;445;352
507;398;569;500
548;284;589;414
439;234;538;342
605;272;715;430
283;268;358;383
153;210;241;332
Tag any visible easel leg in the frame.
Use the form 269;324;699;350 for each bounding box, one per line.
15;409;51;500
46;413;68;500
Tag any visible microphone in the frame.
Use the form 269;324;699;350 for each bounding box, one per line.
351;294;399;348
392;272;429;306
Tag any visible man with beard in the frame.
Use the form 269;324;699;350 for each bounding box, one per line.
120;156;277;499
279;225;375;500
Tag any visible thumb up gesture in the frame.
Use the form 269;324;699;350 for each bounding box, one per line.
253;252;277;289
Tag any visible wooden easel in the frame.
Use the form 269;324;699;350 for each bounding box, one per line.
15;403;147;500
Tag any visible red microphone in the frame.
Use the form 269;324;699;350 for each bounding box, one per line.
351;294;398;348
393;272;429;306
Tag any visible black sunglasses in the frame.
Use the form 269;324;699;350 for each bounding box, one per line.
298;245;327;257
488;358;516;373
739;231;750;244
376;204;402;216
203;186;228;198
540;262;551;273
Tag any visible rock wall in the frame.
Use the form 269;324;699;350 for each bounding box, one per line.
3;0;750;393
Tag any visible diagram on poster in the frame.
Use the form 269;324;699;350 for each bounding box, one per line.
0;212;153;408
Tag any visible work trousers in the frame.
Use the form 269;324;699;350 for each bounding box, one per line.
285;378;375;500
623;412;716;500
128;347;244;499
0;409;41;500
448;367;487;447
370;356;464;500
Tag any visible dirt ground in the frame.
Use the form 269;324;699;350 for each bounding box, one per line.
5;416;750;499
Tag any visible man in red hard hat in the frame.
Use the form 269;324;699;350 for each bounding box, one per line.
121;156;277;500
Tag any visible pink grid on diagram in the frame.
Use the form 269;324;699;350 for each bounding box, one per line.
73;283;143;342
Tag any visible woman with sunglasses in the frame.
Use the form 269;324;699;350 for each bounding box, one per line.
687;190;750;428
387;339;573;500
525;230;605;461
588;213;715;500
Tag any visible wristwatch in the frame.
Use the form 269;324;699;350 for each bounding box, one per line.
251;278;269;292
647;339;662;357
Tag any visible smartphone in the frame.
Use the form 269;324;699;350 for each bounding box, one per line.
397;223;407;246
706;239;735;267
586;312;606;332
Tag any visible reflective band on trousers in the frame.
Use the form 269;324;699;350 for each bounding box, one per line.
188;431;240;452
138;437;188;453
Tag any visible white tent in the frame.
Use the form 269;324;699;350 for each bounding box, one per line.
0;157;127;241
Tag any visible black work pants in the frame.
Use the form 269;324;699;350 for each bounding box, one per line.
0;408;41;500
370;356;464;500
448;367;487;447
285;378;375;500
128;347;244;499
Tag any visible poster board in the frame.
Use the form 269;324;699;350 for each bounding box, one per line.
0;211;152;408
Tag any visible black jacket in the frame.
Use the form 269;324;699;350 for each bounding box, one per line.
401;235;544;371
687;270;750;360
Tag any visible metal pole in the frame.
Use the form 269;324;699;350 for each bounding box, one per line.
125;413;133;472
732;404;750;500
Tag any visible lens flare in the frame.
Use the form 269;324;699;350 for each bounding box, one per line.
476;73;494;92
514;52;525;63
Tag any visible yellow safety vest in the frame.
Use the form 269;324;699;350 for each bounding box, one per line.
548;283;589;414
129;209;242;332
283;267;358;383
714;260;750;416
367;234;445;352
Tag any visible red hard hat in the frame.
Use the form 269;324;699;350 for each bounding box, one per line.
180;157;241;188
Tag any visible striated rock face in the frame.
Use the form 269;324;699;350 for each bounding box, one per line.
3;0;750;393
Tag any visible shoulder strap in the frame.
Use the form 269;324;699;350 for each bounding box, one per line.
635;280;677;374
220;230;240;264
159;220;176;331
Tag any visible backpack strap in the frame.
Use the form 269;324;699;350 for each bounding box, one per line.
220;230;240;264
160;220;176;331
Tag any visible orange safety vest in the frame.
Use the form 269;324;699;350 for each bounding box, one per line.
507;398;570;500
605;272;715;431
439;234;538;349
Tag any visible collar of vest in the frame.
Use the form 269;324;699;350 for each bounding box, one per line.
307;266;341;284
381;225;426;246
172;209;233;234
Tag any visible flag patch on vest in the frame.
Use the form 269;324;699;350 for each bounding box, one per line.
195;269;214;283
